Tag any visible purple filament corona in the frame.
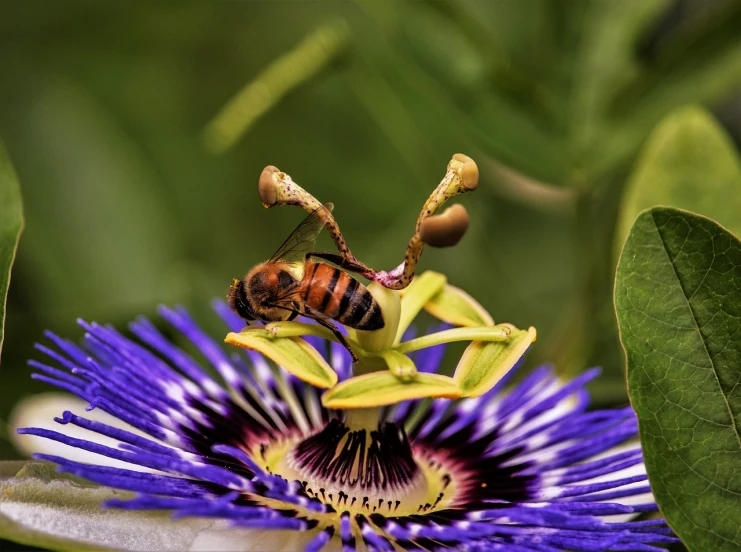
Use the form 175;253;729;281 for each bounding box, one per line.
18;302;679;551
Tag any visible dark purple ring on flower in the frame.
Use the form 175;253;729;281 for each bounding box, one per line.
17;302;679;551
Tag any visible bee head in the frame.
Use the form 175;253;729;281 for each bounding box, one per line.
228;278;258;322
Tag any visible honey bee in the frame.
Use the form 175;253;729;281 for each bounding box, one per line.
228;204;383;362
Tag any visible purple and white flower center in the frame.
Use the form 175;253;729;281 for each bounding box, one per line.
255;419;458;517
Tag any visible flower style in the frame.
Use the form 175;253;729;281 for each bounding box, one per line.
15;299;678;551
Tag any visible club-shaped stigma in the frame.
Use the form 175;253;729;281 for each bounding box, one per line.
257;153;479;290
259;165;368;270
370;153;479;289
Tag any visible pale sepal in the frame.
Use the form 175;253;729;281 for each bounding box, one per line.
0;461;319;552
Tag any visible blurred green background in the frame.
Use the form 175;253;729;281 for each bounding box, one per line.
2;0;741;461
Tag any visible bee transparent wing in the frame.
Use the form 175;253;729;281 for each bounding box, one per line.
268;203;334;264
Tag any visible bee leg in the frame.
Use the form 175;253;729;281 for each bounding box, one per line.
305;252;372;278
314;318;359;363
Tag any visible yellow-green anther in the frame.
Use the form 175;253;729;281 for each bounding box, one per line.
266;320;369;361
454;326;537;397
267;321;336;342
379;349;417;382
394;325;511;355
225;330;338;388
203;19;350;154
321;371;461;409
424;282;495;327
396;271;447;343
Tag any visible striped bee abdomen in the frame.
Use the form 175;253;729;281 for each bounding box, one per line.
302;262;384;331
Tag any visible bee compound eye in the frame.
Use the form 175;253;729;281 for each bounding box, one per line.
419;204;470;247
278;270;295;289
259;165;281;206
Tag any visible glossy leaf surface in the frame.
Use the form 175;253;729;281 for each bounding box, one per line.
615;207;741;551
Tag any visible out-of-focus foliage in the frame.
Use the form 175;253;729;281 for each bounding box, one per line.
2;0;741;458
616;105;741;248
0;142;23;362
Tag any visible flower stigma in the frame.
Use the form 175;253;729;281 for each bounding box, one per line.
10;154;678;552
219;154;541;538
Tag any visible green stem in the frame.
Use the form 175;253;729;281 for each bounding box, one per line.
202;19;350;153
394;325;510;354
554;186;595;377
265;321;334;340
265;320;366;351
353;282;401;353
344;407;380;431
352;355;389;377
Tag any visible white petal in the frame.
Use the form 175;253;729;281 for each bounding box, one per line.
10;392;156;472
190;522;316;552
0;466;320;552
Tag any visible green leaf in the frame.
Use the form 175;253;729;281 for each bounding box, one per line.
322;371;461;409
424;282;494;327
454;326;537;397
616;106;741;252
0;462;311;551
225;329;337;388
0;141;23;362
615;207;741;551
